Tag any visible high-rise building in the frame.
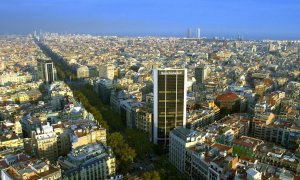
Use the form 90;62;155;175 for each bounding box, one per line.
196;28;201;39
195;65;210;84
187;28;192;38
37;58;57;84
99;64;115;80
298;47;300;62
237;34;241;41
153;68;187;145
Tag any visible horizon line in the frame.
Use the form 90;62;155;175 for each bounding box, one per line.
1;31;300;41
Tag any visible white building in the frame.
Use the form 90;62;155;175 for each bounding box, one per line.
246;168;262;180
169;128;201;173
169;128;238;180
58;143;115;180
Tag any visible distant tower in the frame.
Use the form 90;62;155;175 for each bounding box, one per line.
187;28;192;38
298;47;300;61
237;34;241;41
37;58;57;85
196;28;201;39
252;45;257;53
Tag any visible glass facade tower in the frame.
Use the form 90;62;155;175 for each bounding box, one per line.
153;69;187;145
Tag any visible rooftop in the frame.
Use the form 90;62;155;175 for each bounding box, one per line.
233;136;263;149
216;92;239;101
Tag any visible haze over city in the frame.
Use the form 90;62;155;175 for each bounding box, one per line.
0;0;300;39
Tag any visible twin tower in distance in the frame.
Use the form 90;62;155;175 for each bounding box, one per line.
187;28;201;39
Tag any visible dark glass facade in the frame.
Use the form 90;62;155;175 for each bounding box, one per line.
195;66;204;84
46;63;54;83
37;59;56;84
154;69;186;145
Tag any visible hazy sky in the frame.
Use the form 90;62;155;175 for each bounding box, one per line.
0;0;299;39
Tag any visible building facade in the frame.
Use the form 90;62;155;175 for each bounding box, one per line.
77;65;89;78
1;157;61;180
58;143;115;180
169;128;238;180
99;64;114;80
37;58;57;84
153;68;187;145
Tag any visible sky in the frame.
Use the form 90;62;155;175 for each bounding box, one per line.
0;0;299;39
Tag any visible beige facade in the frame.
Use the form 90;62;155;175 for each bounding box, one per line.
99;64;114;80
77;65;89;78
17;92;29;103
71;128;107;148
30;124;71;162
1;158;61;180
0;72;32;85
135;107;152;139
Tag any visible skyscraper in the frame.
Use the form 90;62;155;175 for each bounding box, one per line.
187;28;192;38
298;47;300;62
195;65;210;84
196;28;201;39
153;68;187;145
37;58;57;84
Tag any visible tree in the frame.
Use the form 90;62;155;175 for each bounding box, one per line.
108;132;136;173
125;129;153;159
108;132;125;149
143;172;152;180
154;155;187;180
142;171;160;180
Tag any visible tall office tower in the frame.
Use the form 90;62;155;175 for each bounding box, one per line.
196;28;201;39
99;64;115;80
37;58;57;84
237;34;241;41
153;68;187;145
298;47;300;62
187;28;192;38
195;65;210;84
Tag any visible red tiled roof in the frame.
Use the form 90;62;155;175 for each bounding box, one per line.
216;92;239;101
211;143;232;152
233;136;263;149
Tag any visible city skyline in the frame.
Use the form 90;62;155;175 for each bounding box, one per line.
0;0;300;40
0;1;300;179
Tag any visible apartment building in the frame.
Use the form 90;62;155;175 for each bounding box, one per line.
58;143;115;180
